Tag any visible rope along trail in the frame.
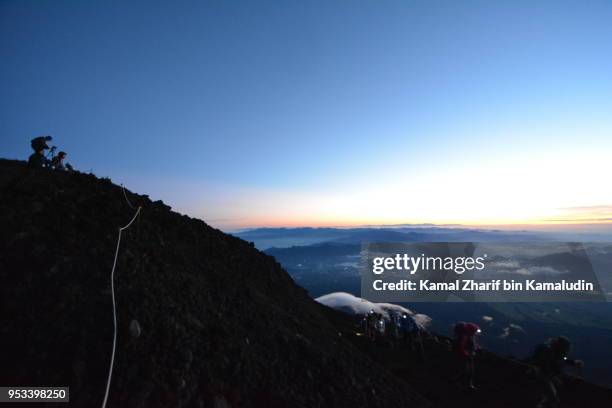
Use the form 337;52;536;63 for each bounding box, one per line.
121;184;137;209
101;195;142;408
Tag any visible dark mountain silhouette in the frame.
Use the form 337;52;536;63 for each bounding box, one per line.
1;159;611;408
0;159;429;407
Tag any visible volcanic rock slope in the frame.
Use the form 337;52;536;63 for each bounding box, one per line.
0;159;431;408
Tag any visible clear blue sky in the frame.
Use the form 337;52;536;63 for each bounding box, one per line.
2;1;612;229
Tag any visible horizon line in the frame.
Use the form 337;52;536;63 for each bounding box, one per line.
227;220;612;234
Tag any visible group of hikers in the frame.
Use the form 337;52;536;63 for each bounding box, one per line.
362;310;424;353
27;135;73;171
359;312;583;407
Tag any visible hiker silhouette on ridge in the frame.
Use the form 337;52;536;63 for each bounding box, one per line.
452;321;481;390
28;135;52;169
532;336;584;408
50;151;73;171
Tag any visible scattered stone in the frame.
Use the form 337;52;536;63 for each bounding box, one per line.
129;319;142;338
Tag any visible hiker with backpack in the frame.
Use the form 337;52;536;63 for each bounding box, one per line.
398;312;420;350
387;312;400;347
531;336;583;408
50;151;73;171
27;135;53;169
452;321;481;390
374;313;386;340
364;310;377;341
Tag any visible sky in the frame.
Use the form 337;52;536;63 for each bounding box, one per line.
1;0;612;230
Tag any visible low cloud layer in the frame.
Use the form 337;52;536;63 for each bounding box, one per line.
315;292;431;328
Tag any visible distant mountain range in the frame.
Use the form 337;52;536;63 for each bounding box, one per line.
234;226;546;250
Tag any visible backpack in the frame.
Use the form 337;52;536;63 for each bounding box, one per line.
453;322;478;356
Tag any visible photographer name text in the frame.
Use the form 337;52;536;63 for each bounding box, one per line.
372;279;595;292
